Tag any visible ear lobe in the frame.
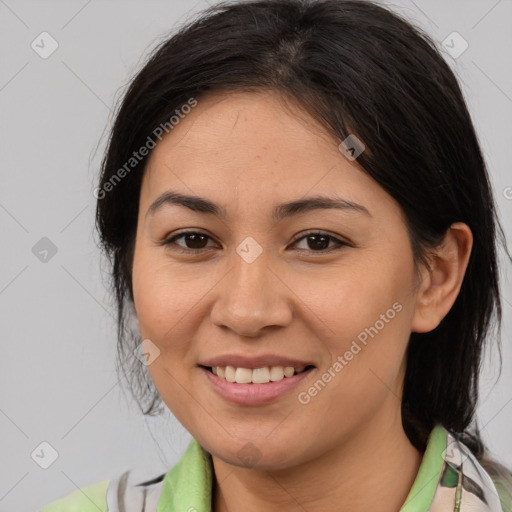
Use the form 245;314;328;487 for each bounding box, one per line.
411;222;473;334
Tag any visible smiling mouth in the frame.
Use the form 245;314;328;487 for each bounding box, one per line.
201;365;315;384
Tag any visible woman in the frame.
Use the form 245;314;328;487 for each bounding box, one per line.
41;0;512;510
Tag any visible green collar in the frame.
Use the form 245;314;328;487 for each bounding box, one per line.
400;424;447;511
157;436;213;512
157;425;504;511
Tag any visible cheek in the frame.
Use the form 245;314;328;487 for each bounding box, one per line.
131;245;218;373
132;246;184;343
295;253;412;344
132;241;188;324
297;255;413;400
131;249;196;420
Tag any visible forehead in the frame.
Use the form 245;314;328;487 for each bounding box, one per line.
144;91;358;188
139;90;400;223
147;91;339;170
161;90;332;145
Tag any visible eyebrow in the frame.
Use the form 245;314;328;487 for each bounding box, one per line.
146;190;371;221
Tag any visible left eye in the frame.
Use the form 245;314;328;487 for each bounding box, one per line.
162;231;346;253
292;232;346;252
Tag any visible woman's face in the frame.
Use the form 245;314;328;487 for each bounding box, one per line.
132;90;422;469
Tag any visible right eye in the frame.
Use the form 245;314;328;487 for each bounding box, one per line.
162;231;218;252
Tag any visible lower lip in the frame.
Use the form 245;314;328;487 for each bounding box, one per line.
200;366;314;406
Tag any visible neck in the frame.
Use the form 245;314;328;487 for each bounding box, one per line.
211;413;423;512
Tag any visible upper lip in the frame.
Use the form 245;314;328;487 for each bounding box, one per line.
199;354;315;370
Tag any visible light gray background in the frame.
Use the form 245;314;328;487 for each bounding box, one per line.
0;0;511;510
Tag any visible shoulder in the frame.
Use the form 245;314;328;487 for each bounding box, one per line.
489;470;512;511
40;480;109;512
38;440;203;511
39;468;167;512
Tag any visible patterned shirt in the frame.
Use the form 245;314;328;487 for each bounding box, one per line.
40;424;510;511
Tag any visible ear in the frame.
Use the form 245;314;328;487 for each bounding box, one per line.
411;222;473;333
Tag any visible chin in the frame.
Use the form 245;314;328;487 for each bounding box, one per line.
207;437;308;472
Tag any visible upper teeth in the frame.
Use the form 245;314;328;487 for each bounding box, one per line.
212;366;307;384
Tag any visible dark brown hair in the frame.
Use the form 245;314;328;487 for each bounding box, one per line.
95;0;509;481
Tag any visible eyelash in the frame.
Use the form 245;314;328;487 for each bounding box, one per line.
161;230;348;254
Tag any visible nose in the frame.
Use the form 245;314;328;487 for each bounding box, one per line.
209;246;293;337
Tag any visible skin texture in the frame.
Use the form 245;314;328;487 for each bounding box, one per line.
131;90;473;512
